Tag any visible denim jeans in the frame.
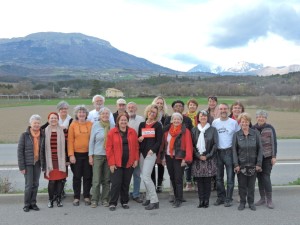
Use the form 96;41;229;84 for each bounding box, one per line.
216;149;235;202
257;157;273;193
132;164;141;198
24;161;41;207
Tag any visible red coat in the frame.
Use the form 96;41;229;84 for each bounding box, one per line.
160;124;193;163
106;127;139;168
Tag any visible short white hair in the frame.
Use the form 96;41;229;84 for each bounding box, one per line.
92;95;105;103
29;114;41;124
171;112;183;123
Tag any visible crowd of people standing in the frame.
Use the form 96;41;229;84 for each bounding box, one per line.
17;95;277;212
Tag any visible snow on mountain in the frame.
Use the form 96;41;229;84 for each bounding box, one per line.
225;61;263;73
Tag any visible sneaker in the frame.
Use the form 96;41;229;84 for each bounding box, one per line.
122;204;130;209
91;201;98;208
73;199;80;206
102;201;109;207
29;204;40;211
109;205;116;211
185;182;193;191
23;206;30;212
224;201;232;207
238;203;245;211
214;198;224;206
249;204;256;211
84;198;91;206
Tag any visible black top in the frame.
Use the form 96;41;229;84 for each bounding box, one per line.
120;129;129;168
138;121;163;158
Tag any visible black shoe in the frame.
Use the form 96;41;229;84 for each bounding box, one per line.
203;200;209;208
249;204;256;211
61;190;66;199
173;200;182;208
197;201;204;208
145;202;159;210
238;203;245;211
224;200;233;207
156;186;162;193
23;206;30;212
214;198;224;206
132;197;143;203
142;200;150;206
122;204;130;209
29;204;40;211
48;200;54;208
56;198;63;207
109;205;116;211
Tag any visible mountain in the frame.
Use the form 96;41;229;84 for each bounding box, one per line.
0;32;174;75
188;61;300;76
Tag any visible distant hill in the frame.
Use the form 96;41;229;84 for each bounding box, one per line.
0;32;175;76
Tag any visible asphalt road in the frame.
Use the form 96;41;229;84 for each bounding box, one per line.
0;187;300;225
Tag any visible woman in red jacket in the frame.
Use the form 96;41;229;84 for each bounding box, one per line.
161;112;193;208
106;112;139;211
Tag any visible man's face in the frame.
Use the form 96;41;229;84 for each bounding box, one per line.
93;97;104;109
173;103;184;114
117;103;126;113
219;104;229;119
127;104;137;115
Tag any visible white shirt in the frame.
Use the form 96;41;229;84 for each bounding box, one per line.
87;109;115;126
212;117;240;149
128;114;144;134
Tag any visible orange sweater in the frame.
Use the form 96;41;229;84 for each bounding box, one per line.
68;121;92;156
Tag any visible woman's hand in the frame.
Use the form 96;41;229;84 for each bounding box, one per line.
200;155;207;161
147;150;154;156
161;159;166;167
138;136;144;143
20;170;26;175
70;156;76;164
89;156;93;166
132;160;138;168
181;160;187;167
110;165;117;173
234;166;240;173
271;158;276;166
256;165;262;172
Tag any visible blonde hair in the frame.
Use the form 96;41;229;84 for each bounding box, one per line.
144;104;159;121
238;112;251;123
152;96;168;115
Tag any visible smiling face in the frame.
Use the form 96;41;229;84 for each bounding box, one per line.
240;118;250;130
100;109;110;122
117;103;126;113
173;103;184;114
219;104;229;119
93;96;104;110
155;98;164;111
127;103;137;116
256;115;267;126
198;112;208;125
48;113;59;126
118;115;128;129
30;120;41;131
172;115;182;127
59;107;68;117
208;98;217;109
147;107;158;120
77;110;87;122
232;104;242;117
188;102;197;113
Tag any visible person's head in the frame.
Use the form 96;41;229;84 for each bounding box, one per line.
98;107;111;122
127;102;137;116
256;110;268;126
219;103;229;120
48;112;59;126
238;112;251;130
208;96;218;110
171;112;183;127
187;99;198;113
144;104;159;121
171;100;185;114
74;105;89;121
116;112;129;130
116;98;127;113
56;101;69;117
152;96;167;113
230;101;245;118
29;114;42;131
197;109;209;125
92;95;105;110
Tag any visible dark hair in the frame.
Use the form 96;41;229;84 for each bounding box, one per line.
187;99;199;107
116;112;129;128
196;110;208;123
171;100;184;108
208;96;218;102
230;101;245;113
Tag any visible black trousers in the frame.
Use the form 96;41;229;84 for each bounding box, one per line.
151;163;165;187
196;177;212;201
238;173;256;205
257;157;273;193
48;179;64;200
71;152;92;199
24;161;41;207
110;167;134;206
166;156;185;201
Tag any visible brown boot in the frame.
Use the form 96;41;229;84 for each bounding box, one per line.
255;189;266;206
266;192;274;209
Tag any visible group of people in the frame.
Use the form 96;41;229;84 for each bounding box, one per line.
17;95;277;212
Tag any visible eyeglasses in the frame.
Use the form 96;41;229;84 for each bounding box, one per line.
149;110;157;115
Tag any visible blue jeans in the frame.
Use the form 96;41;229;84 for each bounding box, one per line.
132;164;141;198
216;149;234;202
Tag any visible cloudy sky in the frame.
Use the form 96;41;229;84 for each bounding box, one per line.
1;0;300;71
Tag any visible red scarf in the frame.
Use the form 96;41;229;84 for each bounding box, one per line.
169;124;182;158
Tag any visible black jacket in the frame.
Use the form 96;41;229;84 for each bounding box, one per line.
232;129;263;168
17;127;45;171
164;115;193;131
138;121;162;158
191;126;218;160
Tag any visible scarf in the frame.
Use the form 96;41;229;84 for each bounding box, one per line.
59;114;72;129
186;111;197;127
169;124;182;158
255;123;267;133
100;120;110;148
30;128;40;163
45;126;66;177
196;123;210;154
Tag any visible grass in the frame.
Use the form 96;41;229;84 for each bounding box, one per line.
289;178;300;185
